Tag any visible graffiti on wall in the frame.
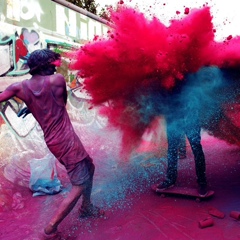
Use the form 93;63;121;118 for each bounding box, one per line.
0;28;41;76
0;0;109;145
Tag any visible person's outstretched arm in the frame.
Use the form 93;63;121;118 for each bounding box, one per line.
0;83;21;103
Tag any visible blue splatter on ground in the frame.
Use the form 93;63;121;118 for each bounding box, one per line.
92;153;166;210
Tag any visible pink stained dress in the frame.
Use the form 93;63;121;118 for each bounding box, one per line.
22;75;88;173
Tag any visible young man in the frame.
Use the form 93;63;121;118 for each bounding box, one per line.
159;111;207;196
155;77;208;197
0;49;103;237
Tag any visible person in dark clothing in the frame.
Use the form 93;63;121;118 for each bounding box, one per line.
159;111;207;196
155;75;208;197
178;132;187;159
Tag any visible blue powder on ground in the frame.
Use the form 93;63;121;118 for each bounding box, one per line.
92;153;166;210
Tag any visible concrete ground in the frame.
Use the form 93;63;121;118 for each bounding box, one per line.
0;133;240;240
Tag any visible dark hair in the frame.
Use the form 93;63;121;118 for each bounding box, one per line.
27;49;61;75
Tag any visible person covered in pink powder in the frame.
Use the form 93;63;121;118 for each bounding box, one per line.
0;49;104;238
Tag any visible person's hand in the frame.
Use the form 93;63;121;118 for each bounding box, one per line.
17;107;31;118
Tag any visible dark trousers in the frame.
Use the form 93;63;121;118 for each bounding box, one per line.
178;133;186;157
166;117;207;186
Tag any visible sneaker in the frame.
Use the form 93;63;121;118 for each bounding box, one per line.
198;184;208;197
156;180;175;191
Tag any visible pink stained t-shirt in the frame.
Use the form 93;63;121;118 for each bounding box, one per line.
22;76;88;170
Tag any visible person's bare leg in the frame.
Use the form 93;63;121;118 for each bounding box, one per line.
79;178;104;217
81;163;94;208
81;178;93;208
79;164;104;217
44;185;85;235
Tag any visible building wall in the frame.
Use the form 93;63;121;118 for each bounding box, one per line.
0;0;108;79
0;0;110;160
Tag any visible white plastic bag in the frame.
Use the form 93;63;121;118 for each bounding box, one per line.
29;154;62;197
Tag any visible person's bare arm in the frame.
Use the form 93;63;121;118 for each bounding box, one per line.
0;82;22;103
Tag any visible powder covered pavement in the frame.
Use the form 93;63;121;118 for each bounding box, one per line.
1;133;240;240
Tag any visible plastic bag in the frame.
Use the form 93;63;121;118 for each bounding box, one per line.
29;154;62;197
3;151;32;187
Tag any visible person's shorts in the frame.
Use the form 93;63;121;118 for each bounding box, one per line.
67;155;95;186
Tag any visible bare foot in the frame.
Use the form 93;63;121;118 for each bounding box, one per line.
42;229;60;240
79;204;105;218
44;224;57;235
